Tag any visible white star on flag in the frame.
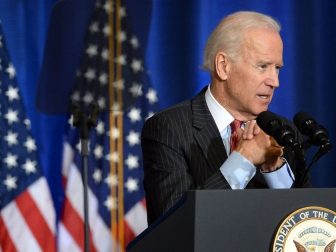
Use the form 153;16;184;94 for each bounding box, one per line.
113;79;125;90
24;119;31;129
97;97;106;109
105;174;118;187
24;136;37;152
5;131;18;146
117;31;127;42
128;107;141;123
115;54;127;65
3;175;17;190
101;48;109;60
4;109;19;124
94;145;104;159
130;36;139;48
103;25;110;36
6;63;16;79
110;151;119;162
119;6;127;17
125;154;139;169
103;1;113;13
84;68;96;82
5;86;19;101
89;22;99;33
131;59;142;73
22;159;37;174
126;130;140;146
99;72;108;85
95;121;105;135
125;177;139;192
86;44;99;57
92;169;102;183
129;83;143;97
83;91;94;105
111;127;120;139
146;88;158;104
71;91;80;102
4;153;18;168
104;196;117;210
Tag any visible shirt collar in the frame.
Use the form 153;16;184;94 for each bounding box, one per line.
205;84;234;133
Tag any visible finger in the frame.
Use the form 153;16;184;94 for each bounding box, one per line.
257;130;273;145
243;121;254;139
267;146;283;157
252;120;261;135
270;137;281;147
236;128;244;139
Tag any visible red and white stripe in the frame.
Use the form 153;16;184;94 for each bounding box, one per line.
59;142;148;251
124;198;147;243
0;178;56;252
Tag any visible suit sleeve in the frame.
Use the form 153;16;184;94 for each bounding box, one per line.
141;114;194;225
142;113;231;225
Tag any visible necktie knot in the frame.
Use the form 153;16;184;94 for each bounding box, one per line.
230;119;241;133
229;119;241;153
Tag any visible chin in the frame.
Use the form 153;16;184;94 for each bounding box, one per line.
254;107;268;116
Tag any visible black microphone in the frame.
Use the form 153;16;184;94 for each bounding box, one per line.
293;111;332;153
257;111;307;188
257;111;301;153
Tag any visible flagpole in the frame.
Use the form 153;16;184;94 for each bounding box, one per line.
81;137;90;252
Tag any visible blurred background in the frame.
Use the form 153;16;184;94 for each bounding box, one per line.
0;0;335;250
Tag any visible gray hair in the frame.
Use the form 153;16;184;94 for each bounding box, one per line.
203;11;281;72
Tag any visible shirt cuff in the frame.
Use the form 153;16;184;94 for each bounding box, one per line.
261;160;294;188
219;151;256;189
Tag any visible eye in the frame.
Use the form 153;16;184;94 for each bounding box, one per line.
275;65;282;74
257;64;268;70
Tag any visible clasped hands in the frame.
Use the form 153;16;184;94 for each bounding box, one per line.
235;120;285;172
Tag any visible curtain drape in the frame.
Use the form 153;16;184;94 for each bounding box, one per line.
0;0;335;217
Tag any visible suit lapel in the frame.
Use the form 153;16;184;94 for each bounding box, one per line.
191;87;228;171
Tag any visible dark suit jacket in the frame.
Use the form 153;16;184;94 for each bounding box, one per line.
141;87;308;225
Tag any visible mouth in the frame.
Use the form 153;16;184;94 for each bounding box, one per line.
256;94;272;104
257;94;271;100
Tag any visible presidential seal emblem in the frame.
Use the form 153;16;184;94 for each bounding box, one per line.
272;206;336;252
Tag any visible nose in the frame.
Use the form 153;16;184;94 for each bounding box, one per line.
265;67;280;88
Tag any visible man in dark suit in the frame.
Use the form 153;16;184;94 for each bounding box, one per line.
141;11;308;225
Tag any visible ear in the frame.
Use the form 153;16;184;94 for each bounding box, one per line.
215;52;231;81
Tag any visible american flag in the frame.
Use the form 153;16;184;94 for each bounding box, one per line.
0;22;56;251
59;0;159;251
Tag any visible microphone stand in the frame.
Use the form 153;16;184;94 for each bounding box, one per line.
71;102;99;252
291;142;308;188
293;139;332;188
299;142;332;187
292;144;308;188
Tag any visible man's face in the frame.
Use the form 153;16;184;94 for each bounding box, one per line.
224;28;283;120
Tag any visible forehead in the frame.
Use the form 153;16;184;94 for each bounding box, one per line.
242;28;283;64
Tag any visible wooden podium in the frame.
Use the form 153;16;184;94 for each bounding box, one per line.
127;189;336;251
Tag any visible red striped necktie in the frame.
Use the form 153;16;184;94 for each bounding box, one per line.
230;119;241;153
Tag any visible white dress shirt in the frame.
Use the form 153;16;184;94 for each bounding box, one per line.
205;85;294;189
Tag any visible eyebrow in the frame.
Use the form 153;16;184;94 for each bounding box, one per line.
258;61;284;67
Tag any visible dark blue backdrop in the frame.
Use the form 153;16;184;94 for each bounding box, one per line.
0;0;335;216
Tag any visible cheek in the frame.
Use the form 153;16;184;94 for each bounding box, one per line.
234;68;257;86
246;73;265;92
229;67;259;98
230;81;250;101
